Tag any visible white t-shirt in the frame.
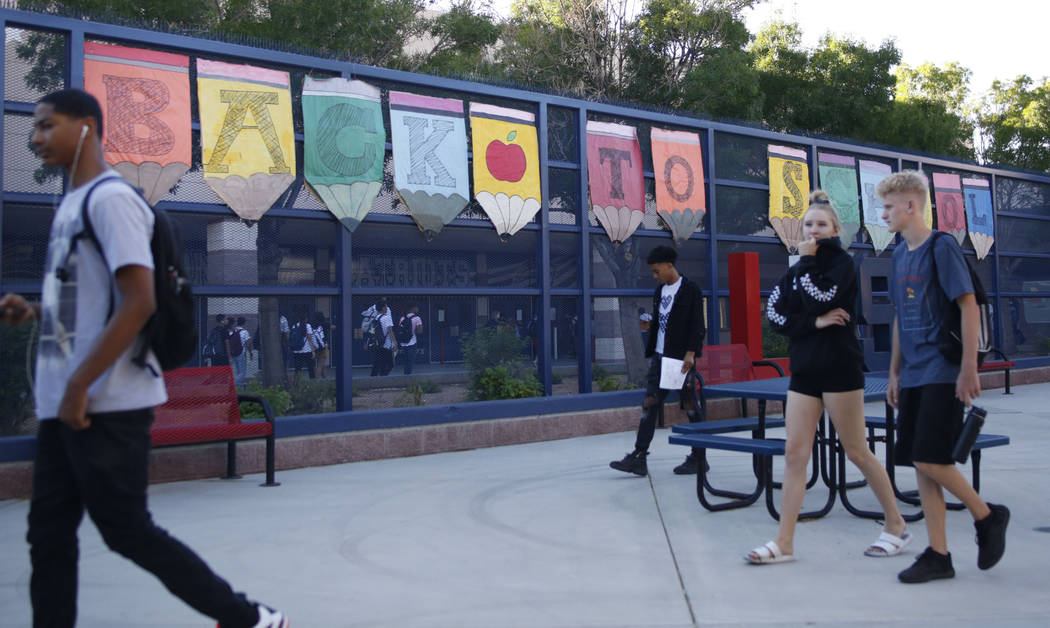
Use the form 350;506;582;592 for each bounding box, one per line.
237;327;251;352
655;277;682;356
292;322;315;353
378;311;395;349
399;314;422;347
35;171;167;419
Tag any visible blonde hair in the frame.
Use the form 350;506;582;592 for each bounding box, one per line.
803;189;842;233
876;170;928;198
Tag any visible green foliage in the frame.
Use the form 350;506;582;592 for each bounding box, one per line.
595;374;629;392
0;323;36;436
414;379;443;394
761;312;789;359
284;377;337;415
550;372;563;385
475;365;542;400
238;381;293;419
976;76;1050;173
462;327;538;400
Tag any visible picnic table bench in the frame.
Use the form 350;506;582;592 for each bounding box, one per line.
152;366;279;486
979;348;1016;394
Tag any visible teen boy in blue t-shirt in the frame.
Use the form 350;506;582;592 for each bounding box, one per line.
880;171;1009;584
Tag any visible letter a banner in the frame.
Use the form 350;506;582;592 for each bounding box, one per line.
390;92;470;240
651;128;705;246
858;160;894;254
963;178;995;259
768;145;810;253
587;121;645;245
303;77;384;233
197;59;295;221
933;172;968;246
817;153;861;245
469;103;541;241
83;42;191;205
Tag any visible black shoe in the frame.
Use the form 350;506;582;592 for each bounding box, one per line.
610;451;648;476
898;547;955;584
673;453;709;475
975;503;1010;570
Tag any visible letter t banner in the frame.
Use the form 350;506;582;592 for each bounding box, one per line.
587;121;645;244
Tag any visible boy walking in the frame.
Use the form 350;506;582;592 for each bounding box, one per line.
609;246;704;476
879;171;1009;583
0;89;287;627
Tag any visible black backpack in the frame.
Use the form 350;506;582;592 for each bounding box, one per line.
73;176;196;374
928;231;992;366
228;327;244;357
289;322;307;351
395;314;416;344
364;316;384;350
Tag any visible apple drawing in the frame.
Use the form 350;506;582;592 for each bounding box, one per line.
486;130;527;182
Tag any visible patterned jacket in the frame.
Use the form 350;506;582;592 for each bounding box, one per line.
766;237;862;375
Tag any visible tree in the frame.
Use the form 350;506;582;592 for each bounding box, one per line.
976;75;1050;173
878;62;975;159
622;0;758;112
406;1;502;76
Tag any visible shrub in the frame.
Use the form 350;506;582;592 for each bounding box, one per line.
285;378;337;415
596;375;629;392
762;314;789;358
238;382;293;419
550;372;563;385
415;379;442;393
475;365;542;400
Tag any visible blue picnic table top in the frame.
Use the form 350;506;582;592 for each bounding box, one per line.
703;376;889;403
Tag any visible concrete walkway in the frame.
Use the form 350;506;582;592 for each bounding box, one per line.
1;384;1049;627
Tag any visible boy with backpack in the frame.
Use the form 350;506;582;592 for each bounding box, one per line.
230;316;252;384
206;313;230;367
879;171;1009;584
289;311;316;380
396;304;423;375
0;89;287;627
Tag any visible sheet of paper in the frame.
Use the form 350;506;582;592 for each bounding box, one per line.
660;356;687;390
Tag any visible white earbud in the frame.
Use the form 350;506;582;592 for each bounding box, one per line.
80;124;89;140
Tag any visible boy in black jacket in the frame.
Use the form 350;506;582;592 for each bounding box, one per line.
610;246;705;476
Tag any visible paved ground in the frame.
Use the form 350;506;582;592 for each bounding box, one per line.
1;383;1049;627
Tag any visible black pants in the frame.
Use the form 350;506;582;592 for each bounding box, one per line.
371;347;393;376
27;410;258;628
292;351;315;378
634;355;697;452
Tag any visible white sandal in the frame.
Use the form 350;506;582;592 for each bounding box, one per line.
864;531;912;557
745;540;795;564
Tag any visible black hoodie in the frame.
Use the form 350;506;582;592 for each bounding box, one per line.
766;237;862;375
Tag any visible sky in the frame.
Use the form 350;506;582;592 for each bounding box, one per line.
472;0;1048;96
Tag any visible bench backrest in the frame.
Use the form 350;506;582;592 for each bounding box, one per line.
695;344;757;385
154;366;241;428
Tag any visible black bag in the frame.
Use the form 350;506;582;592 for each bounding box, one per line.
364;316;383;350
228;327;244;357
928;232;992;366
394;314;416;345
75;177;196;374
289;322;307;351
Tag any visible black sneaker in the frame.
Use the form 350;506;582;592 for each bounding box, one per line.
898;547;954;584
975;503;1010;570
673;452;709;475
610;451;648;476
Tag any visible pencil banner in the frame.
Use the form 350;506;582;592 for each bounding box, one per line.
587;121;645;245
768;145;810;252
390;91;470;239
469;103;542;241
651;128;706;246
83;42;191;205
303;77;385;233
197;59;296;221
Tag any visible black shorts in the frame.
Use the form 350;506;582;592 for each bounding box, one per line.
894;383;964;467
788;368;864;398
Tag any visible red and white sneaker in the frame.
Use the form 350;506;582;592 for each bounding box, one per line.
251;606;289;628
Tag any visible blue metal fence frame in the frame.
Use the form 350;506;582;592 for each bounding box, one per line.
2;7;1050;463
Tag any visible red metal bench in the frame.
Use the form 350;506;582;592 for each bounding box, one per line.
688;344;786;420
979;348;1015;394
152;366;279;486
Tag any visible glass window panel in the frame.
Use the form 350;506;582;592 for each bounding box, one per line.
4;114;63;194
551;232;578;288
999;256;1050;293
201;296;339;414
0;292;40;434
1003;297;1050;358
5;27;65;103
591;236;708;290
2;204;54;283
716;185;775;237
713;132;769;183
996;216;1050;253
547;106;578;163
549;167;579;225
997;177;1050;216
352;222;537;288
173;213;337;286
550;296;580;394
590;295;648;391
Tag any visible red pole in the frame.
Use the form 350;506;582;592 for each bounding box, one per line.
729;252;763;362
